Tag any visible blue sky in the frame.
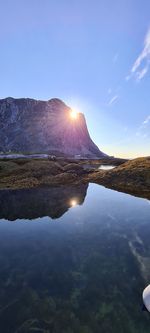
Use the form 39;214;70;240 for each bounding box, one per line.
0;0;150;158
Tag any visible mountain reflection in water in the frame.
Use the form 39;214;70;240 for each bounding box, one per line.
0;184;88;220
0;184;150;333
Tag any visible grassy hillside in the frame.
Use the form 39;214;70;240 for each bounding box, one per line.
90;157;150;200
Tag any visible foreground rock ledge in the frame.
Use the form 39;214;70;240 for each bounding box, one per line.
88;157;150;200
0;157;149;200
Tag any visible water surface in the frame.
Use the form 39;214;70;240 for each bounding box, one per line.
98;165;115;170
0;184;150;333
83;164;115;171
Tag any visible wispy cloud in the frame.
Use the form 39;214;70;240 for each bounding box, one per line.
136;115;150;139
127;28;150;81
125;75;130;81
123;127;128;133
108;95;119;106
113;53;119;64
136;65;149;81
143;115;150;125
108;88;112;95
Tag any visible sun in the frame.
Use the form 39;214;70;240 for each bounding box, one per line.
70;110;78;119
70;199;78;207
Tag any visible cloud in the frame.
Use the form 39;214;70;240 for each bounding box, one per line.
143;133;148;138
108;95;119;106
143;115;150;125
127;28;150;81
113;53;119;64
135;115;150;139
125;75;130;81
136;131;140;137
136;65;149;81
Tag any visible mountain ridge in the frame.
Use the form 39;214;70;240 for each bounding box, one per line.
0;97;106;158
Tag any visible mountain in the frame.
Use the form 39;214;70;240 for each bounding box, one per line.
0;97;106;158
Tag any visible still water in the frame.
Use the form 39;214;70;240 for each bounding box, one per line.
98;165;115;170
83;164;115;171
0;184;150;333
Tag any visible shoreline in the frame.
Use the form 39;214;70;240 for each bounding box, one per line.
0;157;149;200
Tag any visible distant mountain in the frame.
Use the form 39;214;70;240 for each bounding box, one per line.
0;97;106;158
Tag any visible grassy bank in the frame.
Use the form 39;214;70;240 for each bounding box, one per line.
0;157;149;200
89;157;150;200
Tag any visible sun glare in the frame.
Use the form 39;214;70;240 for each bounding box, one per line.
70;110;78;119
70;199;77;207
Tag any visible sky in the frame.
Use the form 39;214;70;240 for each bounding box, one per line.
0;0;150;158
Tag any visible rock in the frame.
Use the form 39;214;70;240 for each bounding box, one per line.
0;157;149;200
63;163;85;175
88;157;150;200
0;97;106;158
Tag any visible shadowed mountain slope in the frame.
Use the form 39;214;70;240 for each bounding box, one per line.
0;97;106;158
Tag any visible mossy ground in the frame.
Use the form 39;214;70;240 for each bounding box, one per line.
0;157;149;199
89;157;150;200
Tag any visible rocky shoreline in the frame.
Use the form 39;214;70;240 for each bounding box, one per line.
0;157;149;200
88;157;150;200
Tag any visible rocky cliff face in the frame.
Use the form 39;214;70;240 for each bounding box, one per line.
0;97;106;157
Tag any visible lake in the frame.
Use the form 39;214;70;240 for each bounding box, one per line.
0;184;150;333
83;164;116;171
98;165;115;170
